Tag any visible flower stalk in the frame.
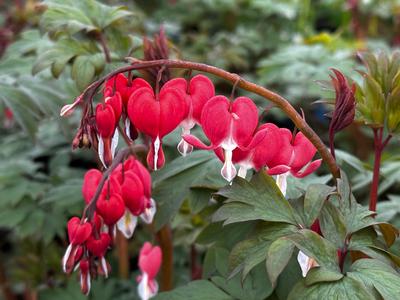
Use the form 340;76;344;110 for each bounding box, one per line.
79;59;340;179
369;127;392;211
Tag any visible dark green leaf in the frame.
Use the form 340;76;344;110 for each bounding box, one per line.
154;280;233;300
348;259;400;300
266;237;295;286
303;184;334;227
286;229;340;272
153;151;216;230
71;55;96;90
288;276;373;300
305;267;343;285
319;201;347;248
214;172;298;225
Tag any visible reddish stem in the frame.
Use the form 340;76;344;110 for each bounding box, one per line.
116;231;129;279
80;59;340;179
156;225;174;291
190;245;202;280
369;128;390;212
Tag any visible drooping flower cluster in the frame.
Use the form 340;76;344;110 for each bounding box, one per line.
62;157;157;295
92;73;321;182
61;71;323;297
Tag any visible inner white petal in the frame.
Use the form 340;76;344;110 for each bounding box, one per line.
153;136;160;171
276;172;289;197
221;149;237;182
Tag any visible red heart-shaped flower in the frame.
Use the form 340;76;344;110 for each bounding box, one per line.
139;242;162;280
86;233;111;258
67;217;92;245
95;103;116;138
96;193;125;226
183;96;259;150
105;74;152;107
127;86;187;139
105;92;123;125
82;169;102;204
189;75;215;123
123;158;152;198
121;171;145;216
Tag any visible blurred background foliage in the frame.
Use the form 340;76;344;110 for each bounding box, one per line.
0;0;399;299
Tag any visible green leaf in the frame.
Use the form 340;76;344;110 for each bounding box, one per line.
41;0;132;35
213;172;298;225
152;151;216;230
275;254;302;300
305;267;343;285
188;188;212;213
303;184;334;227
0;204;32;228
288;276;373;300
40;178;83;207
319;201;347;248
347;259;400;299
71;55;96;90
196;221;255;248
211;263;273;300
229;223;297;280
266;237;295;286
0;85;40;139
39;280;86;300
286;229;340;272
154;280;233;300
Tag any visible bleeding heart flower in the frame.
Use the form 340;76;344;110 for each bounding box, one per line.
100;175;122;199
96;193;125;226
86;233;111;258
67;217;92;245
183;95;265;181
105;74;152;107
214;123;281;178
82;169;103;204
163;75;215;156
137;242;162;300
121;171;145;216
79;258;91;296
114;158;156;236
62;217;92;273
105;92;123;125
96;104;116;139
267;130;322;178
63;245;83;274
266;129;322;196
95;103;118;167
86;233;111;278
127;85;187;170
105;76;152;141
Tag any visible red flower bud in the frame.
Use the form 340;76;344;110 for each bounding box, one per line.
95;103;116;139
